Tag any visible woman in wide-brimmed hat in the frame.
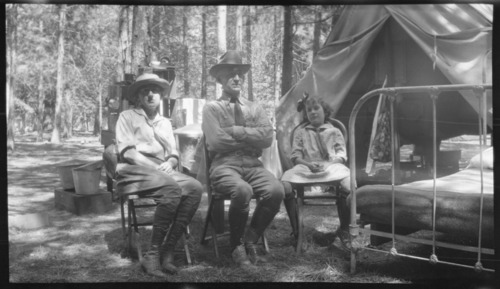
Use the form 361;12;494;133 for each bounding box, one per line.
112;73;203;278
126;73;170;105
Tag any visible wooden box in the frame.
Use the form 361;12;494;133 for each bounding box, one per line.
54;188;113;215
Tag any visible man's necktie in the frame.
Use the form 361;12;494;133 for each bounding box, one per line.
231;97;246;126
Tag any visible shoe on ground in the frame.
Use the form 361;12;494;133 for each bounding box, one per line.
141;252;169;278
246;243;270;264
161;251;179;274
232;244;252;267
335;229;352;252
312;231;337;247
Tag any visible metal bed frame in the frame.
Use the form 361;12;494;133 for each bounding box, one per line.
347;83;493;273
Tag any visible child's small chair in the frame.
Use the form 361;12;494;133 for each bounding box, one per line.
287;118;348;254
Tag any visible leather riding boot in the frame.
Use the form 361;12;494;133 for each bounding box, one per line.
250;205;278;237
247;206;278;264
141;226;169;278
282;181;298;239
335;196;352;251
228;207;249;249
244;227;269;264
283;198;298;239
336;195;350;231
160;222;186;274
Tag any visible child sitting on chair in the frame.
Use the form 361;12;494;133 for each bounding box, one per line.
281;92;352;251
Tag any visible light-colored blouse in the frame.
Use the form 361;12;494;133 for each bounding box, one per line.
290;122;347;164
115;108;178;162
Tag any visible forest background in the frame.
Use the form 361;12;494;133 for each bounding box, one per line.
5;4;344;150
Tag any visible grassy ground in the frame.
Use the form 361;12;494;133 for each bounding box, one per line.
7;132;496;284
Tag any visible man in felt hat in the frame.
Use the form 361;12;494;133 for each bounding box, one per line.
202;51;284;267
114;73;202;277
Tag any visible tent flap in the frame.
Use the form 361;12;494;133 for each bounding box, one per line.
276;4;492;171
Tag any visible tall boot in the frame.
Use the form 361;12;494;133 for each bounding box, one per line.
160;222;186;274
228;207;251;266
282;182;298;239
141;225;169;278
244;226;268;264
246;206;278;264
335;195;351;251
336;195;350;231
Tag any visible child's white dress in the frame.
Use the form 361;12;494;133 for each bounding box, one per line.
281;122;350;184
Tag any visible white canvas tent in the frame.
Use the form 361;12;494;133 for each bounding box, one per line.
276;4;492;170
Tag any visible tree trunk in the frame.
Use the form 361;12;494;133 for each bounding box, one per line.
131;6;140;74
236;6;243;51
93;99;100;136
68;90;73;139
6;4;17;151
62;88;72;139
183;6;190;97
216;6;227;98
82;112;88;133
273;10;282;100
51;4;67;144
117;5;129;81
94;41;103;136
19;115;25;135
201;6;207;99
281;6;294;97
245;6;253;101
312;8;321;57
144;6;154;65
36;73;45;142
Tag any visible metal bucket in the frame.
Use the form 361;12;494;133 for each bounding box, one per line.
72;160;103;195
57;161;87;190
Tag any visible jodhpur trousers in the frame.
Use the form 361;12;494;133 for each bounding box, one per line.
210;155;284;246
116;164;203;232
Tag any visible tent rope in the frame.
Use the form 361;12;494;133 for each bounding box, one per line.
433;35;437;71
429;89;439;264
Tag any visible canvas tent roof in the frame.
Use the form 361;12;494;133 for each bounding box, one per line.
276;4;492;170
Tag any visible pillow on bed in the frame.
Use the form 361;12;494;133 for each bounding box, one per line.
467;147;493;170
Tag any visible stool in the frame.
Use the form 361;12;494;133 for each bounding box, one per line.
119;193;192;265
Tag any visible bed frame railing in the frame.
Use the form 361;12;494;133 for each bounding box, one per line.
347;83;493;273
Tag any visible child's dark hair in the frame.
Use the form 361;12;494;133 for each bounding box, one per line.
297;92;333;121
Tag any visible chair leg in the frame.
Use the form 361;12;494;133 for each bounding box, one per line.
200;197;215;245
126;200;133;257
296;186;305;254
211;220;220;259
200;197;221;259
262;232;269;253
182;232;192;265
120;196;126;240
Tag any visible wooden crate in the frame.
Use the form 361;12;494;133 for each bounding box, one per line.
54;188;113;215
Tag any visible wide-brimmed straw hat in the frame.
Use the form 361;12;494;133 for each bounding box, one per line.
127;73;170;101
209;50;251;82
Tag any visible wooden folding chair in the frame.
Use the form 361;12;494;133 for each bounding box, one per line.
199;136;269;258
103;144;191;265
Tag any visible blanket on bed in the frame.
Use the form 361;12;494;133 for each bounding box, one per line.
352;166;493;245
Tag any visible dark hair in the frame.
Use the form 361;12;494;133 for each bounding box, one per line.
297;92;333;122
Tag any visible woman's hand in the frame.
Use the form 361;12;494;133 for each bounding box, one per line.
308;162;324;173
158;159;175;175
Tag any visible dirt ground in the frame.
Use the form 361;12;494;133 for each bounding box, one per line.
7;132;497;285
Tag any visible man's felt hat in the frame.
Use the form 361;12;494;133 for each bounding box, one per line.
209;50;251;81
127;73;170;101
